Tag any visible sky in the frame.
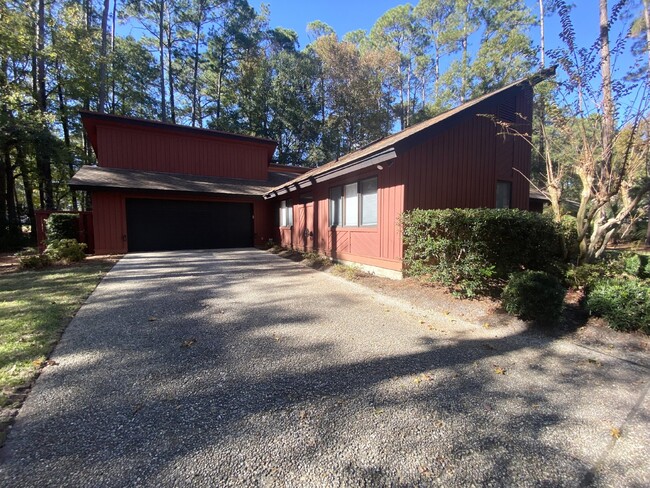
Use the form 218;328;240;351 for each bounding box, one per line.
249;0;636;74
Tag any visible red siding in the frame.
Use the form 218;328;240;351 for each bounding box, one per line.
92;190;270;254
277;165;404;271
95;124;269;179
404;87;532;211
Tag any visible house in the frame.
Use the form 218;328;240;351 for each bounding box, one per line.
69;73;545;277
69;111;306;254
263;75;538;277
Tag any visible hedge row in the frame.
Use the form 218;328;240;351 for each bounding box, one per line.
401;208;565;296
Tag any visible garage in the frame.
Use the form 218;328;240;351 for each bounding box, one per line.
126;199;253;252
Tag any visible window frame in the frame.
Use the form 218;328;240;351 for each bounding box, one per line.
329;176;378;228
279;199;293;227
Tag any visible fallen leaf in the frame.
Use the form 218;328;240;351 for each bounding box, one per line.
611;427;621;439
482;323;491;329
373;407;384;415
148;316;157;322
587;358;602;367
434;420;444;428
419;320;426;324
45;359;58;367
418;465;433;478
444;311;450;315
299;410;307;420
181;338;197;348
493;366;506;375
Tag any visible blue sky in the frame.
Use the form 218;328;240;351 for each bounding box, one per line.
250;0;632;70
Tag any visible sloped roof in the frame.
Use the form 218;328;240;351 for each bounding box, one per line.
69;166;296;199
264;68;555;199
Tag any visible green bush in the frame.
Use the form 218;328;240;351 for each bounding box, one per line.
621;252;649;278
565;259;622;290
45;239;87;263
401;208;565;297
18;253;52;269
502;271;566;323
45;213;79;241
586;279;650;333
560;215;580;264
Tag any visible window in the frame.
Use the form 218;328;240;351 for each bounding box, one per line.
496;181;512;209
360;178;378;226
329;187;342;226
344;183;358;226
329;177;378;227
279;199;293;227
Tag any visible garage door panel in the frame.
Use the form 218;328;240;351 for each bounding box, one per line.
126;199;253;251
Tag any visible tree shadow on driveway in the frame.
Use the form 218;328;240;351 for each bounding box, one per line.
0;249;648;487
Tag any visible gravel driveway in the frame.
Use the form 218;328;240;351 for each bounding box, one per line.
1;249;648;487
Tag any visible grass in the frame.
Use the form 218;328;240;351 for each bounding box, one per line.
0;259;115;441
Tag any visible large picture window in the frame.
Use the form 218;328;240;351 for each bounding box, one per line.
279;199;293;227
329;177;378;227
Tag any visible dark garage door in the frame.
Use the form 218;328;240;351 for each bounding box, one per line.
126;199;253;252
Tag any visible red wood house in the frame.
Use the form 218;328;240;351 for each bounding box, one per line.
70;74;541;277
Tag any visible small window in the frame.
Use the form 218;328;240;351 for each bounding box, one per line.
496;181;512;209
329;187;342;226
344;182;358;226
280;199;293;227
360;178;378;226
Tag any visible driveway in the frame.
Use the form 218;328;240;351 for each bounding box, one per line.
0;249;648;487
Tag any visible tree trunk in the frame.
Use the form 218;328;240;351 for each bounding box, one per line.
167;22;176;124
191;12;202;127
35;0;54;210
111;0;117;112
17;145;36;241
216;46;225;121
56;63;78;210
539;0;545;67
98;0;110;113
0;146;7;243
159;0;167;121
3;146;19;239
642;0;650;246
599;0;614;180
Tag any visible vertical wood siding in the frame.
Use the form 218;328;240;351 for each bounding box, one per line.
404;86;532;211
96;125;269;180
277;165;405;271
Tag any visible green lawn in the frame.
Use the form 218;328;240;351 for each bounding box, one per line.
0;260;115;406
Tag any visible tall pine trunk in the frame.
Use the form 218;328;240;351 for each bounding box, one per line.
98;0;110;113
159;0;167;121
35;0;54;210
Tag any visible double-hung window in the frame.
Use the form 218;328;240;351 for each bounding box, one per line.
279;199;293;227
329;177;378;227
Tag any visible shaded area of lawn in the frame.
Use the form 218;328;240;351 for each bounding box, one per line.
0;258;117;443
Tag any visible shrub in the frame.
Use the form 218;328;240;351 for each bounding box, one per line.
401;208;565;297
502;271;566;323
18;253;52;269
621;252;649;278
586;279;650;333
45;239;87;263
560;215;580;264
45;213;79;241
565;260;620;290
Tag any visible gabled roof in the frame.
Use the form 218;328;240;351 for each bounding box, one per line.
69;166;296;199
79;111;278;162
264;68;555;199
